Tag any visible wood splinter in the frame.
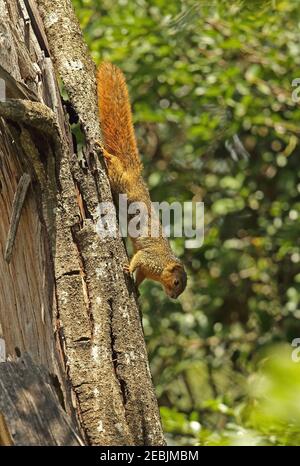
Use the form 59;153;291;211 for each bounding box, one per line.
4;173;31;263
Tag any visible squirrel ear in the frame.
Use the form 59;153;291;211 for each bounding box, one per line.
167;262;183;273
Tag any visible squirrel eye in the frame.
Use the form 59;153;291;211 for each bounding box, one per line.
174;279;179;286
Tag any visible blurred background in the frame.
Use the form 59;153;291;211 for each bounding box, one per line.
72;0;300;445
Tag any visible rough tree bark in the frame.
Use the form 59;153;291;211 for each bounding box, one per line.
0;0;165;446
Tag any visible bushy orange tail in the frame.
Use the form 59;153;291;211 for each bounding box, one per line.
97;62;142;172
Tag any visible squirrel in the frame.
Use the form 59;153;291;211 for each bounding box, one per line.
96;62;187;299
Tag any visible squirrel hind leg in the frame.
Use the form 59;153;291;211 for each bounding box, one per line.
102;150;128;187
95;141;116;163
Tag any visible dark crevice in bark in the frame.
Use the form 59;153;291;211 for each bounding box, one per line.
74;337;91;343
60;270;81;277
74;179;93;221
119;378;128;409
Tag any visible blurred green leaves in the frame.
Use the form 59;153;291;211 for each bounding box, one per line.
245;345;300;446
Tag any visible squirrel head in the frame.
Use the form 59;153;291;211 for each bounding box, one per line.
161;261;187;299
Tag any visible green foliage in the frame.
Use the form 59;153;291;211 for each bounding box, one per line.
72;0;300;445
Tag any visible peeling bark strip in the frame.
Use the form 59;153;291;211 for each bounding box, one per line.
35;0;165;445
0;354;83;445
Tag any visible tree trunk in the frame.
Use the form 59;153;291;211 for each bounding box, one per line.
0;0;165;446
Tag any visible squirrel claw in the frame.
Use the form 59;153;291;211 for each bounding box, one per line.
95;141;112;160
123;263;131;274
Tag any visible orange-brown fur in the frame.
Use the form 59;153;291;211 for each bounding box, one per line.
97;62;187;298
